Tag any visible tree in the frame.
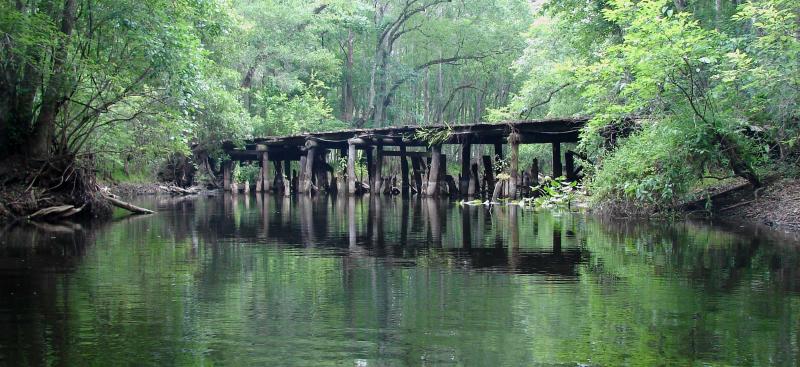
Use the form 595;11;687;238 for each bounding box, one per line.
0;0;223;160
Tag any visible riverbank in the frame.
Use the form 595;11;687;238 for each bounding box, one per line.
0;175;206;224
4;171;798;237
712;178;800;235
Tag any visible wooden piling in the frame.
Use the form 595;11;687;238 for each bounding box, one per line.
302;145;316;194
459;142;471;196
399;144;410;197
482;155;494;197
469;159;479;197
426;144;442;196
411;156;423;194
314;154;327;193
509;133;520;199
565;150;576;181
223;161;232;192
552;142;563;178
365;146;374;189
261;151;271;192
347;140;357;195
373;145;383;194
298;154;308;193
284;159;291;188
274;160;284;192
256;167;262;193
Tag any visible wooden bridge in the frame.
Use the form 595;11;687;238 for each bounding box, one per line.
222;118;587;198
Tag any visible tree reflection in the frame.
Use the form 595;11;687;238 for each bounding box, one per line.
1;195;800;365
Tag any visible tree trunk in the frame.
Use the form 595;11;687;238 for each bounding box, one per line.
341;30;355;122
717;133;761;188
29;0;78;159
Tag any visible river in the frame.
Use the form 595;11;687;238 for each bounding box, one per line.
1;195;798;366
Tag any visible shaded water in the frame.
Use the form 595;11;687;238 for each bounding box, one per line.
1;195;800;366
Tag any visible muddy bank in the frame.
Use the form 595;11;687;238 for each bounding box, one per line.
0;156;111;224
1;169;210;224
712;178;800;235
108;183;167;197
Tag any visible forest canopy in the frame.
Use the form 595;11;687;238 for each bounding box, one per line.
0;0;797;212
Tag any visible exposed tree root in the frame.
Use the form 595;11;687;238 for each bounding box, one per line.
0;155;111;223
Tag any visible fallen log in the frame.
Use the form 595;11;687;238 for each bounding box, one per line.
28;204;85;221
103;195;154;214
56;204;86;219
158;185;200;196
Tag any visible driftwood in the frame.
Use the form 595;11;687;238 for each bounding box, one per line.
28;204;86;221
103;194;154;214
159;185;199;196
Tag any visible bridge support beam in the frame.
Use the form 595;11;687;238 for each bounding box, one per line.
509;133;520;199
426;144;442;196
411;156;423;194
301;142;317;194
347;139;357;195
274;160;284;193
552;142;563;178
469;159;479;197
565;150;576;181
399;144;410;197
257;151;270;192
284;160;292;195
482;155;494;198
459;142;471;196
298;155;308;193
223;161;232;192
373;144;383;194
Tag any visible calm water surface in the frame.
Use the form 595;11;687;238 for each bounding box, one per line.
1;195;799;366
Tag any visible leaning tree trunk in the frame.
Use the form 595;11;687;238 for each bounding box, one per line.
717;133;761;188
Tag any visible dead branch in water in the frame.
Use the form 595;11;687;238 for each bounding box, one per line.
102;194;154;214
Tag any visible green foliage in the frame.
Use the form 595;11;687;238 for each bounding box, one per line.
493;154;510;175
524;176;581;209
413;124;453;147
334;156;348;176
589;121;700;210
233;163;260;184
512;0;799;211
252;79;345;136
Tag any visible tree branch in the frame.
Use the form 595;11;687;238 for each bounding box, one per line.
520;83;572;118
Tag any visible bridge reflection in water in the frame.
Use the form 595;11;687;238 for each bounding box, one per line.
225;193;590;277
4;193;800;365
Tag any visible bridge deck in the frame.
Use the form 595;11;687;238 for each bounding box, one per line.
221;118;588;197
225;118;587;153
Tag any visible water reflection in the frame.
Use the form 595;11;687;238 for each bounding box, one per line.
1;194;799;366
